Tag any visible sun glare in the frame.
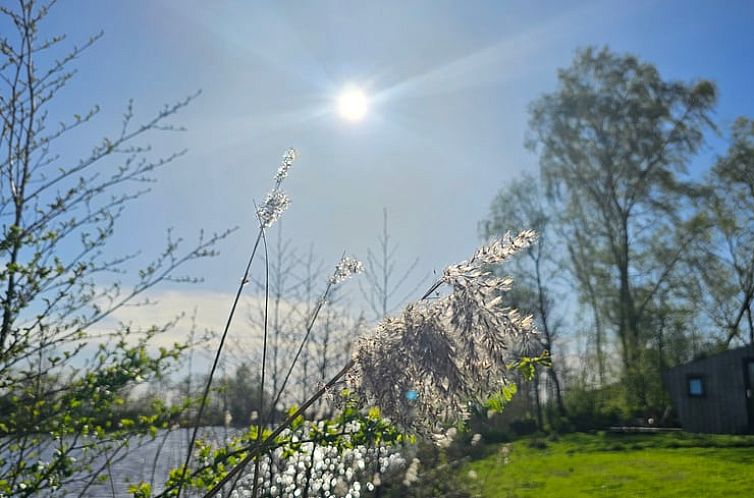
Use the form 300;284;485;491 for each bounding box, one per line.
337;87;368;122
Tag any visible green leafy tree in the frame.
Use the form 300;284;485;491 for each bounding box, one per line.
528;46;716;411
0;1;226;495
227;362;265;427
694;117;754;346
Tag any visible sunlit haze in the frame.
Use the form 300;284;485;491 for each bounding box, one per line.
35;0;754;340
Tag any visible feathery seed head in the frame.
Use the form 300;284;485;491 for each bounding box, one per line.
257;190;290;228
440;230;536;290
329;256;365;284
348;230;538;435
274;147;297;183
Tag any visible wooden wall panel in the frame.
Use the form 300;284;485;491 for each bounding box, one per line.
663;345;754;434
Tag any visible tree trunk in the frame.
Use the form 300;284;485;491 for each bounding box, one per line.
533;371;544;431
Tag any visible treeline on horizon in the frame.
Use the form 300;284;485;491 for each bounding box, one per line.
478;46;754;433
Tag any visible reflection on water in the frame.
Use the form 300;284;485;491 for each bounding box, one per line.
63;427;238;497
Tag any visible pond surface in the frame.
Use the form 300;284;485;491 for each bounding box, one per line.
61;427;237;497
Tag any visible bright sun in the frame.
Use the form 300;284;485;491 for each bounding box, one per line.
337;87;368;122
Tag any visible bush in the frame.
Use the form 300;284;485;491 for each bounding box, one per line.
562;383;631;431
527;438;548;450
510;418;539;436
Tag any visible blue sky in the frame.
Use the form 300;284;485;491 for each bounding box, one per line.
36;0;754;336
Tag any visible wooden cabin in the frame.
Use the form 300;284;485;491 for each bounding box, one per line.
663;345;754;434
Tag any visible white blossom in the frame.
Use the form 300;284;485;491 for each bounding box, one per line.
433;427;457;448
471;433;483;446
402;458;420;487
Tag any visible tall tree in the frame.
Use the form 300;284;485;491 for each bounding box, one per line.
481;173;566;421
695;117;754;345
528;47;716;411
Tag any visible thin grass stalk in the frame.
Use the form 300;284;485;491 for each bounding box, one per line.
176;149;295;498
420;279;443;300
251;225;270;498
266;275;336;418
150;425;175;490
228;467;247;498
302;440;317;498
176;230;262;498
106;450;117;498
374;444;383;498
75;442;127;498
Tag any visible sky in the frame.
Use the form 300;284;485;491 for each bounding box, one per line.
30;0;754;348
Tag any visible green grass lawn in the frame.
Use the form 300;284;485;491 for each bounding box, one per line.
461;432;754;497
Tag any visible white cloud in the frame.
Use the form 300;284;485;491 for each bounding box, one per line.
94;287;361;374
100;288;274;352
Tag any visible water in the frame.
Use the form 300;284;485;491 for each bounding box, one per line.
33;427;238;497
